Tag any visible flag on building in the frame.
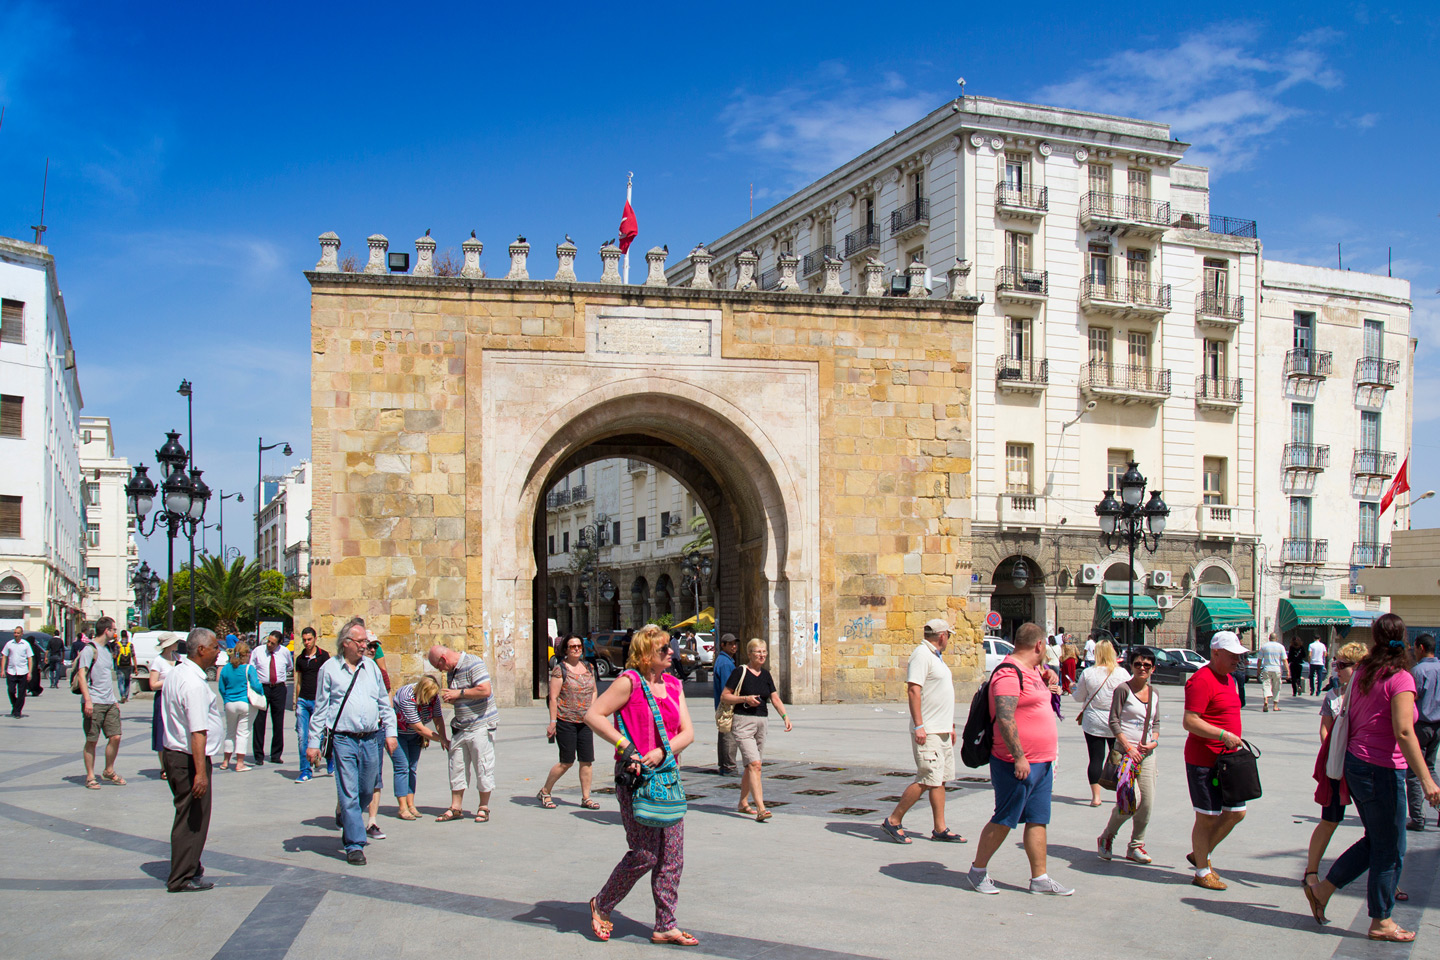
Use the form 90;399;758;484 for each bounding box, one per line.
1380;453;1410;514
618;198;638;254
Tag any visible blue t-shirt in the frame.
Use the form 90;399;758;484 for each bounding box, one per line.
712;652;737;706
1413;656;1440;723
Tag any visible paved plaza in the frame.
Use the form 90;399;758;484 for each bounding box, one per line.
1;684;1435;960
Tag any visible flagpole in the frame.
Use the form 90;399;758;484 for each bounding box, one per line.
623;172;633;285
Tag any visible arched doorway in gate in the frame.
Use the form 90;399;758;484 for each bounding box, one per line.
990;554;1044;642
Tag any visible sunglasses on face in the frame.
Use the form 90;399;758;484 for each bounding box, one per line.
1133;661;1155;670
1338;661;1357;669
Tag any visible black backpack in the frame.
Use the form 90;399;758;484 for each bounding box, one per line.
959;662;1023;768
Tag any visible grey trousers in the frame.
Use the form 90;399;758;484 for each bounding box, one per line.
717;727;737;772
1406;722;1440;823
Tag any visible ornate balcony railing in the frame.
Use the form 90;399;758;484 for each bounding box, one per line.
1196;292;1244;323
1283;443;1330;471
1351;542;1391;567
1282;538;1328;564
802;245;837;277
995;183;1048;214
1079;362;1172;398
1079;191;1171;228
843;225;881;258
1352;449;1397;478
1285;349;1333;379
626;459;649;474
996;266;1049;297
1354;357;1400;389
889;198;930;236
1171;211;1258;238
995;355;1048;386
1079;276;1172;312
1196;375;1244;405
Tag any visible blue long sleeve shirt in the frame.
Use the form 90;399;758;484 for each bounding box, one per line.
217;663;262;703
309;656;397;742
712;652;737;707
1413;656;1440;723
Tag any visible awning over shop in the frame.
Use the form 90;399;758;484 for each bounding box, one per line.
1346;609;1383;630
1277;598;1354;636
1095;594;1163;626
1191;597;1256;633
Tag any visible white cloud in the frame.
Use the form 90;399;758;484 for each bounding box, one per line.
1034;25;1343;174
720;68;937;185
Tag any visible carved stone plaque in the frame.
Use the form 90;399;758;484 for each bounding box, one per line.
596;315;711;357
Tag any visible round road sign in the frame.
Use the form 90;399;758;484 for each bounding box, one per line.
985;610;1003;630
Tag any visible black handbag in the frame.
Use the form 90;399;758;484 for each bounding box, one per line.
316;665;364;762
1212;739;1263;806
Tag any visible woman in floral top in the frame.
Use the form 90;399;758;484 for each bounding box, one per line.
539;635;600;809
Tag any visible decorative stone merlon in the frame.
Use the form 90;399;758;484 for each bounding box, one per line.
862;257;886;297
315;232;340;273
947;259;973;300
413;233;436;277
555;241;578;282
821;257;843;296
364;234;389;274
644;247;669;286
688;246;714;289
906;260;928;298
506;239;530;281
735;249;759;291
461;236;484;278
599;244;622;284
776;253;800;291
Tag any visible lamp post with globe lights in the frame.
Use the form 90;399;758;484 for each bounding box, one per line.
130;561;161;629
1094;461;1169;647
125;429;211;631
576;514;615;635
681;550;713;621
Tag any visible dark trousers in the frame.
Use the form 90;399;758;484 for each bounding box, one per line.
161;749;212;891
1329;753;1407;920
1084;732;1115;785
6;675;26;716
1406;722;1440;823
1234;671;1247;707
253;683;288;762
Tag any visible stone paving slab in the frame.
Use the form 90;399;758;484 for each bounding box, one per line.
0;686;1434;960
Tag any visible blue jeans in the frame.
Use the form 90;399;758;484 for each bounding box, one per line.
332;731;381;852
393;732;424;797
295;699;334;778
1329;753;1407;919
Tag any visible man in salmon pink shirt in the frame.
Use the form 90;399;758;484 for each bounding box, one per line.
967;622;1072;896
1183;631;1246;891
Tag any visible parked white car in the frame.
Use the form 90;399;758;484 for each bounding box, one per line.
1166;647;1208;669
982;637;1014;674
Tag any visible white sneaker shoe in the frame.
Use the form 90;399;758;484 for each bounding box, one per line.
967;870;999;895
1029;876;1074;896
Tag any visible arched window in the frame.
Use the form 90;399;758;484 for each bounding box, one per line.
0;577;22;600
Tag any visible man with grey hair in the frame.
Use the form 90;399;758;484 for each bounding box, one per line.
427;643;497;822
160;628;222;892
882;618;963;844
308;618;396;865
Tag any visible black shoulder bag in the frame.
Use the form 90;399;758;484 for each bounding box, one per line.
1213;738;1263;806
316;663;364;762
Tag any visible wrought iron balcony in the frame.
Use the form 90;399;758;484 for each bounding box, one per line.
802;245;837;277
1196;292;1245;329
1351;541;1391;567
568;483;589;502
995;266;1048;300
1079;276;1171;318
1283;443;1330;471
758;268;782;291
1171;211;1258;238
889;198;930;239
545;489;567;508
1282;538;1328;564
995;355;1048;393
1285;349;1332;379
626;459;649;474
1079;191;1171;235
1195;375;1244;409
843;225;881;258
1352;449;1397;478
1354;357;1400;389
995;183;1048;219
1079;362;1172;404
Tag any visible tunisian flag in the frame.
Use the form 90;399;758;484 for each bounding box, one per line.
1380;454;1410;515
618;199;638;253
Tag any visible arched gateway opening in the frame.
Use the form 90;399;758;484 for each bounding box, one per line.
491;385;807;703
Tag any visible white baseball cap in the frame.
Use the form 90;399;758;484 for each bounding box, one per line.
924;618;953;636
1210;631;1245;655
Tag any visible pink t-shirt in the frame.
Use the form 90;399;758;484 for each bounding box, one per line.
1346;666;1417;769
614;670;682;757
987;656;1058;763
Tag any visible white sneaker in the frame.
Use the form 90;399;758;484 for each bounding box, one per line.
1029;876;1074;896
967;870;999;895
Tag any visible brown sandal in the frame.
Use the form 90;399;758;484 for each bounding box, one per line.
474;807;490;822
1303;882;1328;925
589;898;612;941
1368;927;1416;943
651;930;699;946
435;808;465;822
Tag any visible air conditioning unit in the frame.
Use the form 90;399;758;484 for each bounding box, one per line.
1156;595;1174;609
1149;570;1173;588
1078;563;1102;585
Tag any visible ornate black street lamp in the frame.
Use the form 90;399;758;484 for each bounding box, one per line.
577;513;615;633
130;561;161;628
681;549;712;619
126;426;211;630
1094;461;1169;646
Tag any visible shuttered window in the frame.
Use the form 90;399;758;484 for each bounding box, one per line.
0;396;20;438
1005;443;1033;494
0;496;19;538
0;300;23;345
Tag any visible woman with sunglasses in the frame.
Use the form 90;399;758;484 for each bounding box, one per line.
1097;646;1161;863
1304;641;1367;889
539;634;600;809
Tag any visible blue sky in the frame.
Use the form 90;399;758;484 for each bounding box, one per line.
1;1;1437;574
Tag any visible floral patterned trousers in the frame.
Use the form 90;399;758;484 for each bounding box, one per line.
595;778;684;932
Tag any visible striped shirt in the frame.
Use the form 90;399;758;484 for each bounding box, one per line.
447;653;497;731
393;683;443;734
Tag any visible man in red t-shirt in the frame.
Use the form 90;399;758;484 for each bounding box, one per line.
1183;631;1246;891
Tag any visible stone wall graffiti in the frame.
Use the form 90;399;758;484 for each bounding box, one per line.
842;614;874;643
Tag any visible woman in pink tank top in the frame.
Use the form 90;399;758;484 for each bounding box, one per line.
584;625;696;946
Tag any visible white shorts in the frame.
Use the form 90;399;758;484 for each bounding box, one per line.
448;724;496;793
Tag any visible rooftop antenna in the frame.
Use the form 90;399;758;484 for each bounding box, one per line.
749;183;753;220
1337;242;1342;271
31;157;49;246
1388;247;1392;277
957;77;966;101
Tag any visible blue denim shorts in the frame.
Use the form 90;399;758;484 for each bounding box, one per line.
989;758;1053;828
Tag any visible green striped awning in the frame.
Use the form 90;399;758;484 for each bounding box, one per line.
1191;597;1255;633
1277;598;1354;636
1095;593;1163;625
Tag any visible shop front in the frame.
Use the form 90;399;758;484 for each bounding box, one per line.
1094;593;1162;647
1277;598;1353;655
1190;597;1256;657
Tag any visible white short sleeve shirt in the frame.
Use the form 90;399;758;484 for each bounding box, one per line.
906;640;955;734
161;659;223;757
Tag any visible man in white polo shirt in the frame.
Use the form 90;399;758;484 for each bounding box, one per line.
882;618;964;844
160;628;223;892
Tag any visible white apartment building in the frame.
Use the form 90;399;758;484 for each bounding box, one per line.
668;95;1411;651
79;416;138;626
1257;263;1413;647
257;460;312;590
544;459;711;637
0;236;85;637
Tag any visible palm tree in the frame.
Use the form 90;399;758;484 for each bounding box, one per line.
193;555;292;637
681;514;712;555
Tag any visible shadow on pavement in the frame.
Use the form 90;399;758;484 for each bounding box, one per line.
281;834;347;858
824;820;895;843
879;860;1028;893
299;815;339;830
572;810;622;826
1181;896;1364;938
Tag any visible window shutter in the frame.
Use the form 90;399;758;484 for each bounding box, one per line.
0;396;20;438
0;301;23;345
0;496;19;538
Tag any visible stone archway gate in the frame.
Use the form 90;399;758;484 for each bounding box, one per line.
302;236;981;704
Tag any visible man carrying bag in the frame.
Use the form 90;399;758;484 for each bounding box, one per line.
1182;631;1250;891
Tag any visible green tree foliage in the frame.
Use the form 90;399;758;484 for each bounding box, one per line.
682;514;712;554
151;558;293;637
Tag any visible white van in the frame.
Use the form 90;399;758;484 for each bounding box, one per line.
130;631;228;682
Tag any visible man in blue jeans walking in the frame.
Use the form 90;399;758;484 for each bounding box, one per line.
292;627;333;782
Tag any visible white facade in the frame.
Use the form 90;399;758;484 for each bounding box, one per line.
0;237;84;637
79;417;137;625
1256;262;1413;634
258;460;312;589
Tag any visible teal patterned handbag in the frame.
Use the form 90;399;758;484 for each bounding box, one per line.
616;670;687;829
